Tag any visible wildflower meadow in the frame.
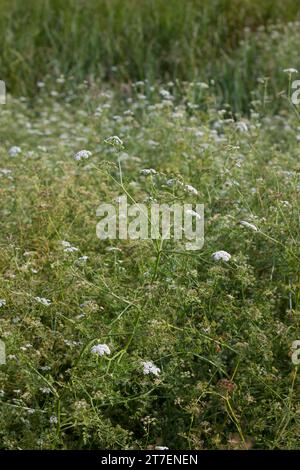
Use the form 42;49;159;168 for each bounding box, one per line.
0;0;299;452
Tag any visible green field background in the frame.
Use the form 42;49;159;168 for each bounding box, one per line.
1;0;300;110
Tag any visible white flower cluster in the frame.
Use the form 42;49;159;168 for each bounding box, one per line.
61;240;79;253
184;184;198;196
212;250;231;262
165;178;198;196
91;343;111;356
283;68;298;74
240;220;258;231
78;255;88;263
0;299;6;307
141;361;161;376
8;146;22;157
140;168;157;176
74;149;92;161
35;297;52;306
236;121;249;133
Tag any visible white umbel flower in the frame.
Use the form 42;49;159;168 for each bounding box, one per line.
140;168;157;176
78;255;88;262
61;240;71;247
197;82;209;89
105;135;123;147
91;343;111;356
8;146;22;157
283;68;298;74
166;178;177;187
240;220;258;231
212;250;231;262
61;240;79;252
35;297;51;306
0;299;6;307
74;150;92;161
236;121;249;133
184;184;198;196
49;415;58;424
141;361;161;376
64;246;79;253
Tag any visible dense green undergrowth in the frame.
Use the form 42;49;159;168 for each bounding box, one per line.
0;80;299;449
1;0;300;110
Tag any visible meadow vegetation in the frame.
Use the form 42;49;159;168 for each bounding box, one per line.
1;0;300;109
0;0;299;450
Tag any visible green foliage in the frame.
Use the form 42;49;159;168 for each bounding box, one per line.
0;81;299;449
1;0;300;109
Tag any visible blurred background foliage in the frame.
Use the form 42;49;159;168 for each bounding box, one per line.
1;0;300;110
